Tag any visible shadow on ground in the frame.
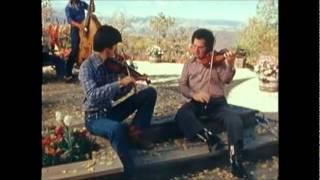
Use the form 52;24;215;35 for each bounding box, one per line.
225;77;255;97
149;74;180;79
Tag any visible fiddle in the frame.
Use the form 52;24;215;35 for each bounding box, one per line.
200;48;240;67
104;51;151;85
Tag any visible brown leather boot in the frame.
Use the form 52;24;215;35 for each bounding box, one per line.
128;126;154;150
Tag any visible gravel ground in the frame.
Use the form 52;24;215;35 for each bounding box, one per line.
42;63;278;179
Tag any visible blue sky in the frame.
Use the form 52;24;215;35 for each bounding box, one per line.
50;0;259;22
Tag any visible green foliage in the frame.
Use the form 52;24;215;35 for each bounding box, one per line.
236;0;278;66
149;12;176;42
126;35;154;60
42;0;54;25
148;13;193;62
42;126;100;167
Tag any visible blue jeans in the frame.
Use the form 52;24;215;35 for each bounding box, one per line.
84;87;157;178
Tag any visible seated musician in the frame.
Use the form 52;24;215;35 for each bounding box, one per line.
174;28;250;178
42;36;66;80
78;25;157;180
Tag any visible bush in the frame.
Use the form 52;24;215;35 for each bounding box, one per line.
236;1;278;66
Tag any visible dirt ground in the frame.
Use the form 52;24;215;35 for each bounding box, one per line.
42;69;278;180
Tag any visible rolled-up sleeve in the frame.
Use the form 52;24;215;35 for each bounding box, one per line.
179;62;194;99
65;6;72;24
79;62;121;103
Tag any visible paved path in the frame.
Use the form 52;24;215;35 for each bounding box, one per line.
133;61;278;119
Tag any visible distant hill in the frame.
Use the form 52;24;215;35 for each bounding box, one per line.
48;9;243;48
50;9;244;30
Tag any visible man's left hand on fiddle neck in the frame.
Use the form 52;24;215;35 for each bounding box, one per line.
223;51;236;68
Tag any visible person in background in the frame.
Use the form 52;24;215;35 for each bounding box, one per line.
65;0;95;82
42;35;66;81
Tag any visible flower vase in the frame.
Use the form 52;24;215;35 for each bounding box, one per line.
259;76;278;92
149;55;161;63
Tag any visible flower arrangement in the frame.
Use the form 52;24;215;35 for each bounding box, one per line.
254;55;278;81
146;45;164;57
42;112;99;167
43;23;72;60
254;55;278;92
54;47;72;60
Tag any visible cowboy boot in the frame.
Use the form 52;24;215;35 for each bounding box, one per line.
229;141;250;179
128;125;154;150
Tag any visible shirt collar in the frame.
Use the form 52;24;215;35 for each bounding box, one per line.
90;53;104;69
190;56;197;62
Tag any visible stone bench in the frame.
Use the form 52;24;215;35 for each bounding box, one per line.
42;105;277;179
129;104;277;168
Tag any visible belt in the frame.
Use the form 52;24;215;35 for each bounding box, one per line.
84;108;109;119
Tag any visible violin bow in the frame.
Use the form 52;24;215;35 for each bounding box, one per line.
121;49;137;94
204;45;214;109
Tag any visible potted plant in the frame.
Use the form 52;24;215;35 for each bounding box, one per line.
254;55;278;92
146;45;164;62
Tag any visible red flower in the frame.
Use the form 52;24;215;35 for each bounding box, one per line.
55;125;64;136
47;24;60;49
46;146;56;156
42;137;51;146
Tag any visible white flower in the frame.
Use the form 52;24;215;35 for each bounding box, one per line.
256;56;278;78
55;111;63;124
263;69;273;76
73;127;79;133
147;45;164;57
63;115;73;127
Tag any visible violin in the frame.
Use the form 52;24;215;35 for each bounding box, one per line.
104;51;151;85
200;48;240;67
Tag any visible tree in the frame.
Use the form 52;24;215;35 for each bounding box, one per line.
148;12;176;62
168;26;192;62
108;12;133;46
256;0;278;28
149;12;176;45
108;12;133;34
42;0;53;26
236;0;278;65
